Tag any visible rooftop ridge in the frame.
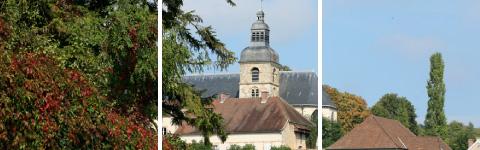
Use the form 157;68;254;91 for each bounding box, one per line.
372;116;404;149
279;70;317;73
184;72;240;76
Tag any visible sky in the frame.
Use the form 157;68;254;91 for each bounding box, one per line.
181;0;318;74
324;0;480;127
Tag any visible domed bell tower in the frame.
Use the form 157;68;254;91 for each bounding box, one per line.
239;10;280;99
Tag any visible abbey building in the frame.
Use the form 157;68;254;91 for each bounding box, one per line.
163;10;318;150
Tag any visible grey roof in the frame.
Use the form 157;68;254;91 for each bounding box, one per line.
182;71;318;106
239;46;279;63
322;88;336;108
251;21;269;30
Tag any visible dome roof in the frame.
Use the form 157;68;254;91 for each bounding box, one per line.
240;46;279;63
251;22;269;30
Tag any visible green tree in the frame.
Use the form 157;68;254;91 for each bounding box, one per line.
227;144;255;150
187;140;212;150
424;52;447;137
0;0;157;148
162;0;236;147
306;110;318;148
445;121;476;150
322;117;343;148
371;93;419;134
279;64;291;71
323;85;370;133
271;145;291;150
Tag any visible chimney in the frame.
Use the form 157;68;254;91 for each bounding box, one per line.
261;91;269;103
469;139;476;147
219;93;230;103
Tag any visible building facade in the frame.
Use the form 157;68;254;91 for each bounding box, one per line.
162;10;317;150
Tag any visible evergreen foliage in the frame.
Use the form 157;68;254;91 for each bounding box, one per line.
162;0;237;147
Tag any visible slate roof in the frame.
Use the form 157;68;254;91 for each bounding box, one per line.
182;71;318;106
327;115;451;150
322;88;336;108
175;97;312;135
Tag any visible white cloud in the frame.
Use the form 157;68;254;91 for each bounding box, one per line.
181;0;317;43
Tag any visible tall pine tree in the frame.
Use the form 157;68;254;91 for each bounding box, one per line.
424;52;447;137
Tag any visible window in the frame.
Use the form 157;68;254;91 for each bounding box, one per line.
251;67;259;82
272;68;276;82
251;87;259;97
162;127;167;135
265;31;269;43
259;32;264;41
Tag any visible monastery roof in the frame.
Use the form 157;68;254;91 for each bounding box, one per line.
328;115;451;150
174;97;312;135
322;87;336;108
182;71;318;106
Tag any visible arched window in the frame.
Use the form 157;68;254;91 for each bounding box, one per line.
251;87;259;97
272;68;276;82
251;67;259;82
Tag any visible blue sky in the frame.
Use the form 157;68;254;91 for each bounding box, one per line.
324;0;480;127
182;0;318;73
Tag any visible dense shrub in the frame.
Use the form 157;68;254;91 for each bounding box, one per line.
228;144;255;150
271;145;291;150
0;52;156;149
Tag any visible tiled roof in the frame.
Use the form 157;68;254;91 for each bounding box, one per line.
174;97;312;135
322;88;335;108
328;115;451;150
182;71;318;105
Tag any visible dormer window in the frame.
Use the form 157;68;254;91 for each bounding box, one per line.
251;67;259;82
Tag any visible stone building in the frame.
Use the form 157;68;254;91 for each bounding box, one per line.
322;88;337;121
163;9;317;150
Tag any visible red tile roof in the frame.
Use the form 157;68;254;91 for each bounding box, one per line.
175;97;312;135
328;115;451;150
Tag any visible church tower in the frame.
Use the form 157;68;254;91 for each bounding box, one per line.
239;10;280;98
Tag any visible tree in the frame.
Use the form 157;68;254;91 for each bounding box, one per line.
0;52;156;149
0;0;157;148
323;85;370;133
322;117;343;148
162;0;236;146
279;64;291;71
445;121;476;150
424;52;447;137
371;93;419;134
306;110;318;148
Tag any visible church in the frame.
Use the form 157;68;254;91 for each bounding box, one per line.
163;9;317;150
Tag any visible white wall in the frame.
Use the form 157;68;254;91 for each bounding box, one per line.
162;117;178;135
181;133;283;150
294;106;317;119
322;107;337;121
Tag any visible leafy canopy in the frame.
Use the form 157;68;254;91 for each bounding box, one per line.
371;93;419;135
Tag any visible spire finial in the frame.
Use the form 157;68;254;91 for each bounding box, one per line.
260;0;263;10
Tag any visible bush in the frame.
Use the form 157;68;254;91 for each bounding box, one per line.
0;52;156;149
227;144;255;150
271;145;291;150
187;140;212;150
